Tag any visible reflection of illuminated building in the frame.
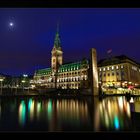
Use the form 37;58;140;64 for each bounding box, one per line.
94;97;132;131
131;98;140;112
19;100;26;126
47;99;53;121
37;102;41;119
17;98;91;131
28;98;34;121
56;99;88;125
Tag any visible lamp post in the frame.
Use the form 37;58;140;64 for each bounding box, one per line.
22;74;28;93
0;78;4;95
22;80;25;93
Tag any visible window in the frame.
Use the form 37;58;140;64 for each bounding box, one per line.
121;65;124;69
108;73;110;76
116;72;119;76
116;66;119;69
107;67;110;70
103;68;105;71
112;72;114;76
132;66;137;71
112;66;114;70
99;68;102;71
104;73;106;77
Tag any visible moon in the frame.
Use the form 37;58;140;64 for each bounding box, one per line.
9;22;14;27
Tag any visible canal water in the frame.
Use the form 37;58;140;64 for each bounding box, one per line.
0;95;139;132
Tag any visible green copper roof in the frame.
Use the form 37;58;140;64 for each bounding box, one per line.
36;68;51;75
58;60;89;73
35;59;89;75
54;23;61;48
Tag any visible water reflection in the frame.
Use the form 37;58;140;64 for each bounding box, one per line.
94;96;132;131
19;100;26;126
28;98;34;121
37;102;41;120
47;100;52;121
4;96;140;131
17;97;90;131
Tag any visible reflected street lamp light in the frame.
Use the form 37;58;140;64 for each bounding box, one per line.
0;77;4;95
22;80;25;92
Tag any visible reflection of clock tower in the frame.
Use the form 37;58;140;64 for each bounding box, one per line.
51;24;63;73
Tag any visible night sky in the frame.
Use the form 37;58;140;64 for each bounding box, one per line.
0;8;140;76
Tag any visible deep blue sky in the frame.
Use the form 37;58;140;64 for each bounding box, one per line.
0;8;140;76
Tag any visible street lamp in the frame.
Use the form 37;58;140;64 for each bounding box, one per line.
23;74;28;78
0;77;4;95
22;80;25;92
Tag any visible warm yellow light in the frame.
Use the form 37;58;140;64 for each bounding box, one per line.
0;77;4;82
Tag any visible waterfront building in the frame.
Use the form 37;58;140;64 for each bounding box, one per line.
33;27;90;89
33;26;140;94
98;55;140;88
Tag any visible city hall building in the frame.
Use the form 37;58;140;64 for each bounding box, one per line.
33;27;140;93
33;29;92;89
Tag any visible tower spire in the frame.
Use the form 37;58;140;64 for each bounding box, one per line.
54;22;61;48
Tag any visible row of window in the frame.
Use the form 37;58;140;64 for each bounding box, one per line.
58;67;80;72
57;76;87;82
57;83;81;87
37;71;87;77
99;65;124;72
99;71;124;77
44;84;81;88
36;75;88;83
58;71;87;76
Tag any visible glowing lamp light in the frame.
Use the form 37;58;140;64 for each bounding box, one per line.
0;78;4;82
23;74;28;77
22;80;25;83
130;97;134;103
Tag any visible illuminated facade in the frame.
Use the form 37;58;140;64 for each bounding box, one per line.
33;28;90;89
98;55;140;88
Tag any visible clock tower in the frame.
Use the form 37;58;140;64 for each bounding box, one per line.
51;24;63;73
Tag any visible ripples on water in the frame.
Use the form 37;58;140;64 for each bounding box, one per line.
0;96;139;131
